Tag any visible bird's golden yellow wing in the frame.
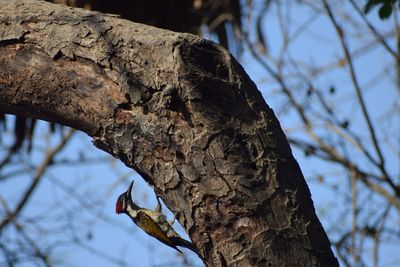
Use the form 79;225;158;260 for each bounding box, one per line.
135;210;176;248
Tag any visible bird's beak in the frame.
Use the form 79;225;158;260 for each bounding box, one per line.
128;180;134;198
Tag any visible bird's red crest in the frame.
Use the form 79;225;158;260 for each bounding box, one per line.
115;200;123;214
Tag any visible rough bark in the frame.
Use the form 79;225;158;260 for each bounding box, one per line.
0;0;338;266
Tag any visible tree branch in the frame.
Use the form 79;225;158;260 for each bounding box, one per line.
323;0;399;197
0;129;74;232
348;0;396;58
0;0;338;265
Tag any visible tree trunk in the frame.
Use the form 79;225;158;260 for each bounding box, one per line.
0;0;338;266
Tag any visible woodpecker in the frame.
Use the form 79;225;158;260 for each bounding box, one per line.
115;180;200;257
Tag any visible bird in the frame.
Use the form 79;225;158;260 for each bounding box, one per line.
115;180;200;257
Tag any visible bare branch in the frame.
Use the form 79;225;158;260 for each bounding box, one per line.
348;0;396;58
0;129;74;232
323;0;398;197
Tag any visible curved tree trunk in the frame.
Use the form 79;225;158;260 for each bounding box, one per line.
0;0;338;266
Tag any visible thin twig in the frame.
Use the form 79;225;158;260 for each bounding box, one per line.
13;222;52;267
322;0;398;197
350;170;359;266
348;0;396;58
0;129;74;232
288;137;400;212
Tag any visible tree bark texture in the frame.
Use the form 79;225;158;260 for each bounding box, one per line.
0;0;338;266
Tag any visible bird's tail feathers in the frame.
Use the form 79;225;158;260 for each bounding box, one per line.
174;237;201;258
